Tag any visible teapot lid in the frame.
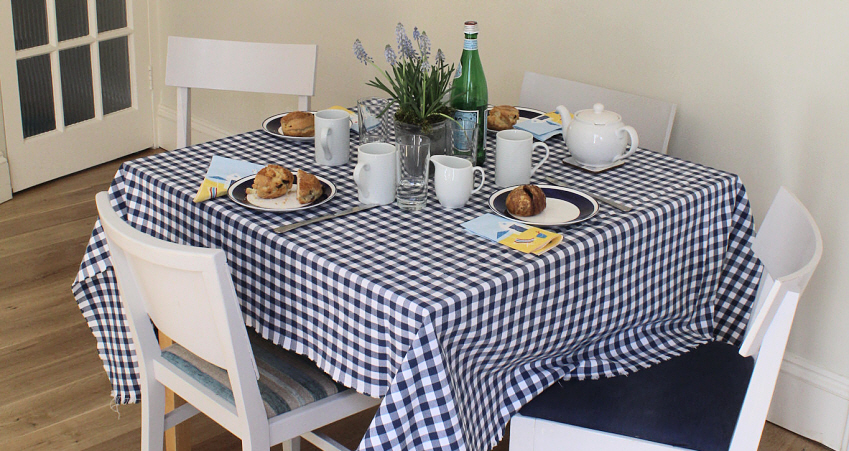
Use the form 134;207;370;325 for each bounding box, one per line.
575;103;621;125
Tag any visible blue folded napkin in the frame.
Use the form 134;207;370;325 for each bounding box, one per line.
514;118;562;141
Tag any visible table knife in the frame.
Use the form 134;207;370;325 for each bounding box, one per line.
544;176;632;212
274;204;380;233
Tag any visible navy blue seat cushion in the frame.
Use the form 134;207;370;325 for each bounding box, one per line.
519;342;755;451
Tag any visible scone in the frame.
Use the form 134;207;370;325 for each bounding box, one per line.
296;169;323;204
280;111;315;137
505;184;546;216
251;164;294;199
487;105;520;131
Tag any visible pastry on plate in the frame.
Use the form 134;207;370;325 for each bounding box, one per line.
296;169;323;204
488;105;520;131
505;184;546;216
251;164;294;199
279;111;315;137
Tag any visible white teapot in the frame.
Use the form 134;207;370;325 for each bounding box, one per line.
555;103;639;168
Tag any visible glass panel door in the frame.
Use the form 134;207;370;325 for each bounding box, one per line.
0;0;154;191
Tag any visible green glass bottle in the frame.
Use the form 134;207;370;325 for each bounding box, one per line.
451;21;488;166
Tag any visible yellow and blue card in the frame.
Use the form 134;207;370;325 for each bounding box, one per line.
462;214;562;255
193;155;264;202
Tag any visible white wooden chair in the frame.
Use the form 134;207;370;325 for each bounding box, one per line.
518;71;677;154
95;191;379;451
164;36;317;148
510;187;823;451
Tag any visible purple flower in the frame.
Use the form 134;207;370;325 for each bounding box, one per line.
395;23;417;59
384;45;397;67
353;39;373;65
435;49;445;65
417;31;431;61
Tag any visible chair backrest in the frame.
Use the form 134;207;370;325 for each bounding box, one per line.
94;191;259;381
519;71;677;154
738;187;823;357
165;36;317;148
728;187;822;451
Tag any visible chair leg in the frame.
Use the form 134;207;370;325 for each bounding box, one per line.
241;427;271;451
282;437;301;451
142;379;167;451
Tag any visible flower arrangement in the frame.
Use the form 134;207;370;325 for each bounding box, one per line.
354;23;455;129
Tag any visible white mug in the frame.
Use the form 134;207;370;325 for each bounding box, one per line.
353;142;397;205
431;155;485;209
495;129;550;187
315;109;352;166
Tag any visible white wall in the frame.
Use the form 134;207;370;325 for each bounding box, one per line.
151;0;849;447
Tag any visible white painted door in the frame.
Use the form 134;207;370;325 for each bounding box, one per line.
0;0;154;192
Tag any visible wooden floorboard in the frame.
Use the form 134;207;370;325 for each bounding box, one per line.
0;148;833;450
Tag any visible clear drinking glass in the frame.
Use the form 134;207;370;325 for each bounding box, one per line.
357;97;390;144
395;134;431;211
450;119;479;166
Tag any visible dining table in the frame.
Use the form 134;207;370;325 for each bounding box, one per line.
73;107;762;451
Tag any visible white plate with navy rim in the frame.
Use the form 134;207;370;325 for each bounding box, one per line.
261;112;315;141
488;184;599;227
486;106;546;134
227;173;336;212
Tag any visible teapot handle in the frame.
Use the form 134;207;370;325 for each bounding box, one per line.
614;126;639;161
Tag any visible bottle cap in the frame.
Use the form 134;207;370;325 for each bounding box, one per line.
464;21;479;35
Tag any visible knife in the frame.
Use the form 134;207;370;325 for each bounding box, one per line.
544;176;632;212
274;204;381;233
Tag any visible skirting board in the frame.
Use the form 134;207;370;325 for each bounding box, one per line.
0;156;12;203
768;351;849;450
156;104;235;150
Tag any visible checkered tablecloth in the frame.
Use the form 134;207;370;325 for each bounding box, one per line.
73;124;761;451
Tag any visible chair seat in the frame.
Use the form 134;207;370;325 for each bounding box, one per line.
518;341;755;451
162;331;345;418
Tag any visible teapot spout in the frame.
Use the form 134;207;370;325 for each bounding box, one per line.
555;105;572;128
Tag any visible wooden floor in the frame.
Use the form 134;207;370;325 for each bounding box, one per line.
0;148;833;451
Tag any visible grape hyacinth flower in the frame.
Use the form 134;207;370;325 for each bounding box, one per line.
353;39;373;65
417;31;431;62
435;49;445;66
395;23;417;59
352;23;455;127
384;45;397;67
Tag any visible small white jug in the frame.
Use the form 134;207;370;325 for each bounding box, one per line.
431;155;485;209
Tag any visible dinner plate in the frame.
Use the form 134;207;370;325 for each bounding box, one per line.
261;112;315;141
488;184;599;226
486;106;546;134
227;173;336;212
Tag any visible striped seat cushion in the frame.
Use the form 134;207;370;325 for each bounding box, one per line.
161;331;345;417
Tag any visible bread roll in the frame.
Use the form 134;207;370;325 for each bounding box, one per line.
296;169;323;204
488;105;520;131
505;185;546;216
280;111;315;137
252;164;293;199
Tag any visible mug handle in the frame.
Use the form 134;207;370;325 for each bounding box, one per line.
614;126;639;161
471;167;486;194
320;127;333;161
530;142;550;176
353;162;370;199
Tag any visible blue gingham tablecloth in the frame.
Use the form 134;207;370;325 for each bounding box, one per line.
73;127;761;451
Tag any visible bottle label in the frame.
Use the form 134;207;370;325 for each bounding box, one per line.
455;62;462;78
453;110;479;151
463;38;478;51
